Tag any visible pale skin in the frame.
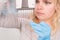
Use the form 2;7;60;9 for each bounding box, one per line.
34;0;57;34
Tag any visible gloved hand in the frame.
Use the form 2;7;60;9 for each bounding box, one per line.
30;21;51;40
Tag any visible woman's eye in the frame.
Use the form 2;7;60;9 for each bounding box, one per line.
36;0;39;3
45;1;51;4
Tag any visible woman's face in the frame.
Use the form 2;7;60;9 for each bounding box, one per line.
34;0;56;21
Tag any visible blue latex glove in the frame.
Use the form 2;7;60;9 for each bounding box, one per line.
29;21;51;40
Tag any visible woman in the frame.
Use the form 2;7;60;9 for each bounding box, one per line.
19;0;60;40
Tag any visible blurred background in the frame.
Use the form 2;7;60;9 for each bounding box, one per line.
6;0;35;15
0;0;35;40
2;0;36;18
16;0;35;18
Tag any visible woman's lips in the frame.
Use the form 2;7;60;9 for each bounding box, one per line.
36;12;44;16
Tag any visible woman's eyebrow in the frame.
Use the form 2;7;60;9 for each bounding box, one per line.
43;0;48;2
43;0;52;2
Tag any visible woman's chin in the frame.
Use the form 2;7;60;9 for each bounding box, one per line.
37;16;46;20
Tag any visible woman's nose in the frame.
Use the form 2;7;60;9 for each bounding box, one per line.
37;2;43;10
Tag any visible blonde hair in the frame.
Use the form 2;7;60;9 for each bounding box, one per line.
56;0;60;27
